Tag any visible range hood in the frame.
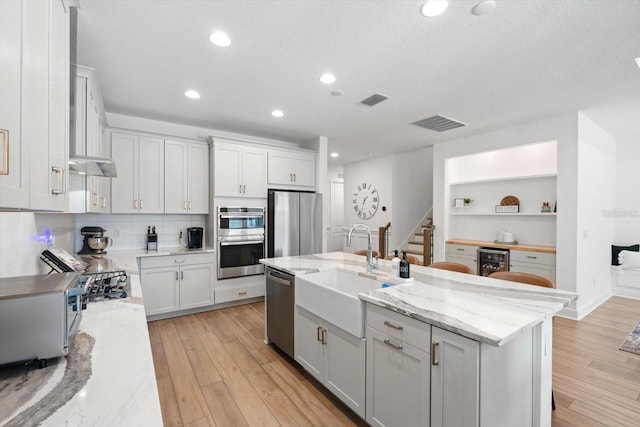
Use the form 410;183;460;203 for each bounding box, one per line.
69;156;117;177
67;6;117;178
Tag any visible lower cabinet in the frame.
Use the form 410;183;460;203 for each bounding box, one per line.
509;249;556;284
444;244;479;274
139;253;214;317
296;307;365;418
214;274;265;304
431;327;479;427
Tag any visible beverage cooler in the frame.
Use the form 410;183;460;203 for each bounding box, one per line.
477;248;510;276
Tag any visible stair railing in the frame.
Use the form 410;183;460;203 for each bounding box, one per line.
422;219;435;266
378;222;391;258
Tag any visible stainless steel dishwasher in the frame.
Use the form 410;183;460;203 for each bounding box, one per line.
265;267;295;358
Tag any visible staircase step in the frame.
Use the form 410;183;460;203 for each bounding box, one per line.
405;248;423;256
408;240;423;245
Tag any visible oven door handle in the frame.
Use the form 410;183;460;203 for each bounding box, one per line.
218;215;264;219
219;240;264;246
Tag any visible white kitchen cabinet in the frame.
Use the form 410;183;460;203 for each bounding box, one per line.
214;274;265;304
213;141;267;198
431;326;479;427
139;253;214;317
509;249;556;284
0;0;69;211
445;243;478;274
296;306;366;418
111;132;164;214
365;304;431;427
268;149;316;189
165;140;209;214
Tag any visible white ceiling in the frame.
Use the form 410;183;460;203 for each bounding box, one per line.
76;0;640;165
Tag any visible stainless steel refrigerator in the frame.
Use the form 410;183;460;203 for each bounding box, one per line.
267;190;322;258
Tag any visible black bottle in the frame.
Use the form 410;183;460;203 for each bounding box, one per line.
400;250;410;279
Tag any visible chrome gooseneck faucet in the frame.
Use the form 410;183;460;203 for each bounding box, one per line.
347;223;379;274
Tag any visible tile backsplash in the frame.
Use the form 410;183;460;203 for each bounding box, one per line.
75;214;206;251
0;213;76;278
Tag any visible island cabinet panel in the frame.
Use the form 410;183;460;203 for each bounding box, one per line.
430;327;479;427
295;307;365;418
139;266;180;316
366;326;430;427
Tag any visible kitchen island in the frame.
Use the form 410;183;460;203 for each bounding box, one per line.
0;254;162;427
261;252;577;427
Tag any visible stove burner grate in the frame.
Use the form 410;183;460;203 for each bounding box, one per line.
80;271;129;301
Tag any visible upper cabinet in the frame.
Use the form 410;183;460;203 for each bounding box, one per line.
111;132;165;214
165;140;209;214
268;149;316;189
0;0;70;211
214;141;267;198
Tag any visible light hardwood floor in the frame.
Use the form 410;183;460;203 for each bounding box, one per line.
149;297;640;426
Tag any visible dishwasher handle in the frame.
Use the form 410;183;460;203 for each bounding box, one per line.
266;270;293;286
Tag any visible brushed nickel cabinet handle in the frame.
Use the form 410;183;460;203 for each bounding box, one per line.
243;184;246;193
526;255;538;259
317;326;323;342
383;339;403;350
175;272;179;281
51;166;65;195
140;199;144;209
384;320;404;330
238;291;247;296
183;201;187;210
188;201;192;210
134;199;138;209
101;196;106;208
321;328;327;345
180;271;184;280
174;259;185;263
293;173;296;182
432;341;440;365
457;248;464;251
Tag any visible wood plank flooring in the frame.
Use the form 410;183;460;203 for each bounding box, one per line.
149;297;640;426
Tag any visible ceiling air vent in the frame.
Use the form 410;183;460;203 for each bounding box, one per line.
412;115;466;132
360;93;389;107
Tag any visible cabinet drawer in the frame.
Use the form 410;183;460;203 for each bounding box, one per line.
366;304;431;352
445;244;478;257
509;250;555;266
215;282;265;304
139;252;215;269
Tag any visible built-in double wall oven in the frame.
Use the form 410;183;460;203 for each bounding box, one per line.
217;207;265;279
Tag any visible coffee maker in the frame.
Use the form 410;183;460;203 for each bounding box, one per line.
79;226;111;255
187;227;204;249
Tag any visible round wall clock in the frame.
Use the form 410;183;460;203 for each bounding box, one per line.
352;183;379;220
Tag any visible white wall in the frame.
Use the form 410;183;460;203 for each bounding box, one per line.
391;147;433;250
574;113;616;316
0;213;76;278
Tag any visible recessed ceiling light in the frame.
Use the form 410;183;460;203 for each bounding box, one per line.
330;152;339;158
635;57;640;69
421;0;449;17
210;31;231;47
331;90;344;96
319;73;336;84
272;109;284;118
472;0;495;16
184;89;200;99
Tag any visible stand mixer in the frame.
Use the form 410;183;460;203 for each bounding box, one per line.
78;226;112;255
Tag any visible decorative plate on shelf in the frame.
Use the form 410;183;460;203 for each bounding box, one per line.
500;195;520;206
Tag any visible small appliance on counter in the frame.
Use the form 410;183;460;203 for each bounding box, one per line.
147;226;158;251
78;226;112;255
187;227;204;249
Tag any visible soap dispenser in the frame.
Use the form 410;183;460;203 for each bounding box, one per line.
391;250;400;278
400;251;410;279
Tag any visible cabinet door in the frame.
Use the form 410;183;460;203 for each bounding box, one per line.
179;263;213;310
267;150;293;185
140;267;180;316
214;143;242;197
111;133;138;213
164;140;187;213
366;326;430;427
509;261;554;283
0;0;28;208
242;146;267;198
295;307;324;382
325;324;366;418
431;327;479;427
292;153;316;187
138;136;165;213
187;143;208;213
24;0;51;210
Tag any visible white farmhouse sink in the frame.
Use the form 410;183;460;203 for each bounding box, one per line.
296;268;383;337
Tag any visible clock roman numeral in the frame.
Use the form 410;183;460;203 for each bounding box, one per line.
357;185;361;191
353;199;357;204
373;197;378;202
353;205;359;212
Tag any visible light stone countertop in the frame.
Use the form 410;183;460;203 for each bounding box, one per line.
0;257;163;427
261;252;577;346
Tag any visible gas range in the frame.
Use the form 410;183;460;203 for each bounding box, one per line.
78;271;130;302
